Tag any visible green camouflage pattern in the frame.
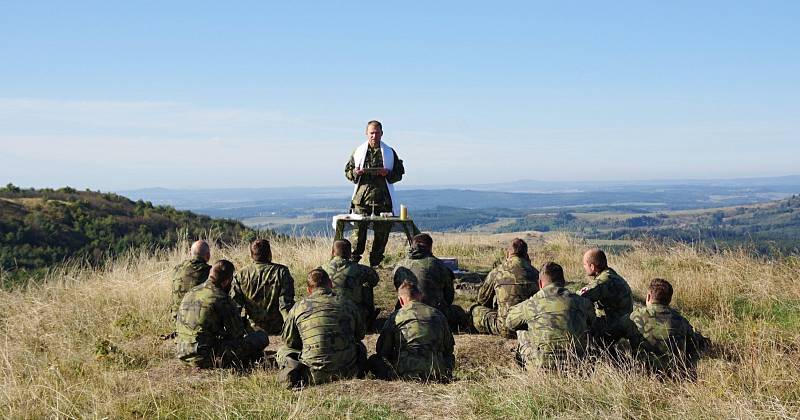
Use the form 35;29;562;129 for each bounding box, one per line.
473;256;539;338
175;280;267;368
371;301;455;381
345;145;404;265
170;257;211;321
393;249;455;312
277;288;366;385
579;267;633;339
626;303;705;377
322;256;380;325
506;284;595;369
231;261;295;334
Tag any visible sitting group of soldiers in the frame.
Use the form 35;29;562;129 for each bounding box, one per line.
171;235;708;388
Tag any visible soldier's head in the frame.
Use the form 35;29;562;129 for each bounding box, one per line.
539;262;566;288
209;259;236;293
647;278;674;305
306;268;333;294
412;233;434;254
366;120;383;148
250;239;271;263
191;240;211;262
582;248;608;277
397;279;423;307
507;238;530;262
332;239;352;259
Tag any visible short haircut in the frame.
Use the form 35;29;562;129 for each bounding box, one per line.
397;279;421;300
649;278;674;304
307;268;332;290
250;239;271;262
585;248;608;268
333;239;352;258
412;233;433;249
540;262;565;286
209;260;235;284
509;238;528;257
366;120;383;131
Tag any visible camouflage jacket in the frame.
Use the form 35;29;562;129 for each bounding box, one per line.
281;288;365;383
345;144;404;207
393;249;455;311
376;301;455;381
626;303;705;373
507;284;595;356
579;268;633;321
231;261;295;332
477;256;540;325
175;280;249;365
323;256;379;311
170;257;211;320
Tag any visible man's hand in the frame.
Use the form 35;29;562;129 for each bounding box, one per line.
377;168;389;177
355;168;365;176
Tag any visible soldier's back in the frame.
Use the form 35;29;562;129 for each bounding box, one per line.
171;257;211;319
630;304;698;373
324;256;377;306
493;256;540;321
394;254;452;308
176;281;236;363
391;301;454;380
581;268;633;321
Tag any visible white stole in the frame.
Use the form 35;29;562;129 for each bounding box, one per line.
351;141;398;215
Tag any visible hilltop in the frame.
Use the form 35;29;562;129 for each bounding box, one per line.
1;232;798;418
0;184;255;283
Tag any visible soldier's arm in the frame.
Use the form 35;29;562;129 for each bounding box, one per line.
364;267;380;288
442;316;456;370
578;279;604;303
386;151;404;184
505;301;530;331
345;154;358;183
352;301;366;341
281;308;303;352
375;312;400;360
220;297;248;339
443;266;455;306
279;267;296;317
475;272;497;308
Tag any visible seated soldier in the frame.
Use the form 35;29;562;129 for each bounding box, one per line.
392;233;467;331
626;278;710;380
507;262;595;370
170;240;212;322
277;269;367;388
175;260;268;368
470;238;539;338
322;239;380;329
368;280;455;382
232;239;295;334
578;248;633;346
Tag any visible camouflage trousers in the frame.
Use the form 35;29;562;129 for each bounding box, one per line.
469;306;515;338
276;343;368;389
350;204;392;266
177;331;268;369
515;331;586;371
251;314;285;336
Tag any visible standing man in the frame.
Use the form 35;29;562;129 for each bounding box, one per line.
344;120;405;267
170;240;212;321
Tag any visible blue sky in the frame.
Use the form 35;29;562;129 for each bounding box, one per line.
1;1;798;189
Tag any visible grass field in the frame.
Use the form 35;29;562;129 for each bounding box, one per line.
1;232;799;419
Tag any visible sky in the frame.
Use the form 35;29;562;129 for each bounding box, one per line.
1;1;798;190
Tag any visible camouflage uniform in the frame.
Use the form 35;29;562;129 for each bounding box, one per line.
393;248;466;331
578;268;633;342
471;256;539;338
276;288;366;387
345;144;405;266
231;261;295;334
506;284;595;370
322;256;380;327
170;257;211;321
175;280;268;368
368;301;455;381
625;303;707;379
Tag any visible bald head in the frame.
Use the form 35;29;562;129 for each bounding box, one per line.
582;248;608;277
332;239;352;259
191;240;211;262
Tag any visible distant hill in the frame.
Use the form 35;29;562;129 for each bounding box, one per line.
0;184;256;281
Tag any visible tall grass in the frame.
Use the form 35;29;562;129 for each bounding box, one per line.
0;232;798;419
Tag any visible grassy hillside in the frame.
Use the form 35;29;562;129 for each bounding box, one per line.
0;184;255;284
1;232;798;418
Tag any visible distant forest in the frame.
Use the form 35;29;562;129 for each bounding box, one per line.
0;184;256;283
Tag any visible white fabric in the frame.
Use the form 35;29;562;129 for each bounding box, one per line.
351;141;398;215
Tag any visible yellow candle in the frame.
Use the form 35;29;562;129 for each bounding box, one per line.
400;204;408;220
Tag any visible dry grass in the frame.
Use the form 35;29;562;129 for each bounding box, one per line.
1;232;799;419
